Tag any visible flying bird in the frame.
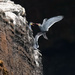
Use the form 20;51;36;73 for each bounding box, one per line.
33;32;43;50
32;16;64;39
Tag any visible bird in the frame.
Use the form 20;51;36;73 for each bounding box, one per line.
32;16;64;39
28;22;34;30
33;32;44;50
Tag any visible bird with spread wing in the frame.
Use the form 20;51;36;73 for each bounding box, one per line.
30;15;64;49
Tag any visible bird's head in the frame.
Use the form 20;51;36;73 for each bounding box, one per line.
30;22;35;26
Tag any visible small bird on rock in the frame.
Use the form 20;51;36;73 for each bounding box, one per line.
28;22;35;30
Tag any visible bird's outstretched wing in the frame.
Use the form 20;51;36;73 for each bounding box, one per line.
33;32;43;50
42;18;47;25
43;16;64;31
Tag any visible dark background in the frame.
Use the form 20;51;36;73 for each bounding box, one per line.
12;0;75;75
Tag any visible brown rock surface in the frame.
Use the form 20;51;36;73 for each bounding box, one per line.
0;1;43;75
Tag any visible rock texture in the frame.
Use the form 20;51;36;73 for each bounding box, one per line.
0;0;42;75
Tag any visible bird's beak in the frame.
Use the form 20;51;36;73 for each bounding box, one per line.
36;23;40;26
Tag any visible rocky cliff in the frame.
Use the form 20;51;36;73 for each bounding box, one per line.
0;0;42;75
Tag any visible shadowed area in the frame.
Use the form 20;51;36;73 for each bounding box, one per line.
12;0;75;75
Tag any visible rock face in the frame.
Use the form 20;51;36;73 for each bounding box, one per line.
0;0;42;75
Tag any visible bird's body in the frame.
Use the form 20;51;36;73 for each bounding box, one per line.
28;22;34;30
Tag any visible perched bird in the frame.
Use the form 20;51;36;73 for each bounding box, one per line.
32;16;63;39
28;22;34;30
33;32;43;50
28;22;43;49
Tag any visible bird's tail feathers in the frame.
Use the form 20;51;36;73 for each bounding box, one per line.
43;32;48;40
